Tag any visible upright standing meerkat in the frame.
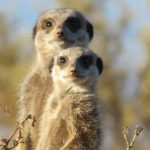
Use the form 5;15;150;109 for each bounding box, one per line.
17;8;94;150
36;47;103;150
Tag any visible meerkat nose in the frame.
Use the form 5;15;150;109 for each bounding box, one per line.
56;31;65;39
70;69;77;77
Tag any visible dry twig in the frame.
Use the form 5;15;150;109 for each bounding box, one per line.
123;125;143;150
0;114;36;150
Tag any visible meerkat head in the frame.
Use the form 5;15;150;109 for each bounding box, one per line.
33;8;93;56
51;47;103;90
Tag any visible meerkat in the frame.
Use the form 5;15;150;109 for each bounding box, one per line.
17;8;94;150
36;47;103;150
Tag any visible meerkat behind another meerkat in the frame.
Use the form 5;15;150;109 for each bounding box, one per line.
17;8;94;150
34;8;94;70
36;47;103;150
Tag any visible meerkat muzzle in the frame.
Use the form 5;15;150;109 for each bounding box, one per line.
56;31;65;39
70;69;77;77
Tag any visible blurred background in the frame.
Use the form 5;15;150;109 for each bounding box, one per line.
0;0;150;149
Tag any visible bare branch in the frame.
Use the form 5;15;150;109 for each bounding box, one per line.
0;114;36;150
123;125;143;150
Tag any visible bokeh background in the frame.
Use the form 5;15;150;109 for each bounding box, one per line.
0;0;150;149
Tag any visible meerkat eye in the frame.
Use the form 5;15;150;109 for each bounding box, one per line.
66;17;81;33
42;19;54;29
79;56;93;68
45;21;53;27
58;57;68;65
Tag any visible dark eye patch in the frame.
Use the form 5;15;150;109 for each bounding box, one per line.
79;55;93;69
65;17;81;33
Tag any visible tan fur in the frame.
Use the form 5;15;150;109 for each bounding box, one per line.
36;47;102;150
17;8;93;150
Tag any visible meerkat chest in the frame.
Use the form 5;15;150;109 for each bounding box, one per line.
57;93;93;119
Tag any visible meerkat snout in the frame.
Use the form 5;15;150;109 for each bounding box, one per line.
70;69;77;77
56;31;65;39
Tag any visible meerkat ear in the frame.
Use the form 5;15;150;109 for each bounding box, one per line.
49;58;54;73
33;23;37;39
86;21;94;41
96;57;103;75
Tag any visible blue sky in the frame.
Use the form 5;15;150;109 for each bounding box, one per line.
104;0;150;67
0;0;57;27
